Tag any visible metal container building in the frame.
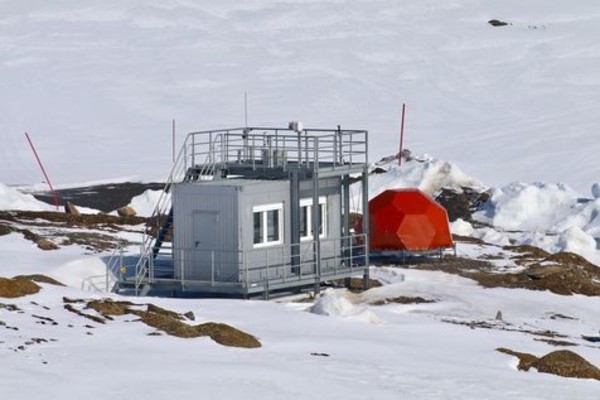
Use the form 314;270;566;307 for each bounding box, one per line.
113;124;370;297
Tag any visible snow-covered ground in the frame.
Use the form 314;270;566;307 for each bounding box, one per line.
2;1;600;399
2;150;600;399
1;265;599;399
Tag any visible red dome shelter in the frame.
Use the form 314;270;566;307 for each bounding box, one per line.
367;189;453;251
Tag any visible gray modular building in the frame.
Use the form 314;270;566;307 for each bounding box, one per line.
117;125;370;297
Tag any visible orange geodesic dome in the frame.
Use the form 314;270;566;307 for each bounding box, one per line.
368;189;453;251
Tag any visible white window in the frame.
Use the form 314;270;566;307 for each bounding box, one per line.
299;197;327;240
253;203;283;247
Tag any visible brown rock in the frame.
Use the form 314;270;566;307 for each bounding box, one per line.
64;201;80;216
0;277;41;298
0;224;13;236
497;348;600;381
36;238;58;251
117;206;137;217
534;350;600;380
134;308;261;348
14;274;64;286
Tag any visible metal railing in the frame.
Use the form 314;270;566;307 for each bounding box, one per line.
170;233;368;289
185;127;368;172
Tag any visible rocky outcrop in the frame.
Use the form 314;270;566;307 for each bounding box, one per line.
435;187;489;222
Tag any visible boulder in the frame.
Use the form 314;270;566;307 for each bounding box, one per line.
36;238;58;251
488;19;509;27
64;201;80;216
435;187;487;222
534;350;600;380
117;206;137;217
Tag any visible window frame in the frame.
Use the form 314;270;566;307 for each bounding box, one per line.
252;203;284;247
299;197;327;241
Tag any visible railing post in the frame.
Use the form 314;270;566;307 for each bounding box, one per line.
180;249;184;284
349;132;353;164
211;250;215;286
265;248;270;299
191;133;195;167
106;252;111;292
337;127;343;165
304;132;309;165
243;250;248;288
265;247;269;280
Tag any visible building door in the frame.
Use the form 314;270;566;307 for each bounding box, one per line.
192;211;220;280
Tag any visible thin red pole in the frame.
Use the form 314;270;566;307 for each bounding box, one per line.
398;103;406;166
24;132;60;210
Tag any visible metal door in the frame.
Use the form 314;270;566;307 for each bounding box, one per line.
192;210;220;281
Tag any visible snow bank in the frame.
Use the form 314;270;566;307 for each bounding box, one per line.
350;155;484;213
471;182;600;263
474;182;600;235
48;257;109;290
515;227;598;263
0;183;54;211
369;157;484;199
472;227;510;247
127;189;163;217
309;290;383;324
450;218;474;236
474;182;580;232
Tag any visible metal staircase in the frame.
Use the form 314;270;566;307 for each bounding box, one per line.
101;132;225;294
125;133;224;295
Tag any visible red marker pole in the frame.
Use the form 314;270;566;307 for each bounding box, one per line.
24;132;60;210
398;103;406;166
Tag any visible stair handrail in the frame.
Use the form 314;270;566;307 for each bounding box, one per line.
132;131;224;293
132;133;192;291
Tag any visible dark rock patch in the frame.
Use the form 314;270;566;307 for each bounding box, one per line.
488;19;510;27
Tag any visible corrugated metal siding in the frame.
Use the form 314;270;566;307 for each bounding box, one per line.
172;176;344;286
298;177;343;274
173;183;239;281
239;180;290;282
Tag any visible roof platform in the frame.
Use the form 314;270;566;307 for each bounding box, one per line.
179;125;368;183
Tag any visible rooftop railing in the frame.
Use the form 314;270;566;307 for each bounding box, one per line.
183;126;368;174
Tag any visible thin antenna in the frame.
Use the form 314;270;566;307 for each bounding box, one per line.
172;118;176;163
398;103;406;166
24;132;60;210
244;91;248;127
